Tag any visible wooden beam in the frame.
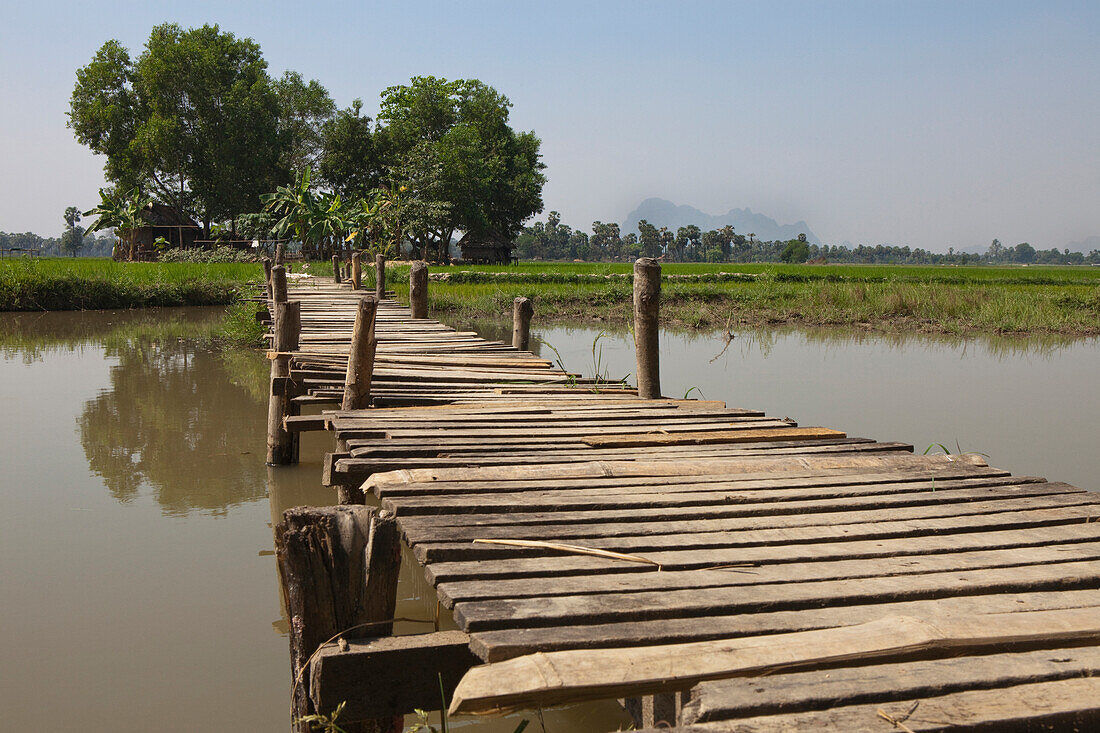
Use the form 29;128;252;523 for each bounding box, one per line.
310;631;479;722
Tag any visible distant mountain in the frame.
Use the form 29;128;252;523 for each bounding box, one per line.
623;198;821;245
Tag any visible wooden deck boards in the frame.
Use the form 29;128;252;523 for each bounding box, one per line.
278;278;1100;730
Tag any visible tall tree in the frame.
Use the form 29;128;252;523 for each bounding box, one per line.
61;206;84;257
377;76;545;260
318;100;382;200
273;71;335;174
70;24;291;235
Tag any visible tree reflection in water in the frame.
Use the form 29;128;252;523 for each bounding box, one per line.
58;311;272;516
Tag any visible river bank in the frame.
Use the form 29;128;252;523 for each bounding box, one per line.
398;263;1100;337
0;258;262;311
5;259;1098;337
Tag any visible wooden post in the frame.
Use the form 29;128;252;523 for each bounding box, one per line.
512;297;533;351
342;296;378;411
351;252;362;290
267;300;301;465
633;257;661;399
272;264;288;304
409;261;428;318
275;242;286;266
275;505;402;733
262;257;273;299
332;254;342;284
374;254;386;300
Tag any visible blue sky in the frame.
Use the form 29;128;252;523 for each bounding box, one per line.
2;0;1098;250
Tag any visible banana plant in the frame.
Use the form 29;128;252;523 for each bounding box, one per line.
83;187;148;261
261;168;322;257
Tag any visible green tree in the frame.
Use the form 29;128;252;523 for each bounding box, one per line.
637;219;661;258
1013;242;1036;264
319;99;382;201
273;71;335;174
61;207;84;257
377;76;545;261
70;24;291;236
780;238;810;263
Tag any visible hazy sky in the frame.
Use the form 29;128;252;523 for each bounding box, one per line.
2;0;1098;250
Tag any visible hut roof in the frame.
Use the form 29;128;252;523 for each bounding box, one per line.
457;229;512;250
140;203;200;229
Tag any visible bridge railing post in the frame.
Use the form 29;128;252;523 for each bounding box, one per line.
342;296;378;412
375;254;386;300
262;257;273;299
351;252;362;290
633;257;661;399
267;299;301;464
409;261;428;318
332;254;341;284
512;297;533;351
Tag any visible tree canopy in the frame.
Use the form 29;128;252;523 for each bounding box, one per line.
70;24;330;235
372;76;546;260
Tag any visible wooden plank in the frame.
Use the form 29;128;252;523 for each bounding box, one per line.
420;506;1100;578
451;559;1100;631
469;588;1100;662
581;427;844;448
681;644;1100;723
435;539;1100;607
668;677;1100;732
385;472;1036;516
392;481;1069;528
363;453;985;489
447;607;1100;714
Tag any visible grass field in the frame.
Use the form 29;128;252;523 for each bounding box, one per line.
4;258;1097;336
0;258;262;311
385;262;1100;336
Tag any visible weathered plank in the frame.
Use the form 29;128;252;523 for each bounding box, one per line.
667;677;1100;731
452;559;1100;631
681;644;1100;723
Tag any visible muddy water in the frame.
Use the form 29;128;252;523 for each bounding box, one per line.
498;322;1098;493
2;309;1095;731
0;308;629;732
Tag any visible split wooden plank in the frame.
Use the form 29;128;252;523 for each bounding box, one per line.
469;588;1100;662
447;607;1100;715
667;676;1100;732
681;644;1100;724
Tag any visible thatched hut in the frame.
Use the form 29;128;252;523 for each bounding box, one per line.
132;204;201;255
457;229;514;264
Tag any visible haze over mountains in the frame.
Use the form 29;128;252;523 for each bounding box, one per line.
623;198;821;245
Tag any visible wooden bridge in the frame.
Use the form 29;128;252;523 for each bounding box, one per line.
265;256;1100;732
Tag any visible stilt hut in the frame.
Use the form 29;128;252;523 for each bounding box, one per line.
131;204;201;257
457;229;514;264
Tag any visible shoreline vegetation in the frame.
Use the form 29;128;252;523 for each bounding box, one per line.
2;259;1097;338
0;258;261;311
396;262;1100;338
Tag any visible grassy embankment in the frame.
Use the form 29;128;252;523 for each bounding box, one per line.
386;262;1100;336
0;258;265;311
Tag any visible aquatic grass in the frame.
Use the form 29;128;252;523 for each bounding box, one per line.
216;299;267;348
